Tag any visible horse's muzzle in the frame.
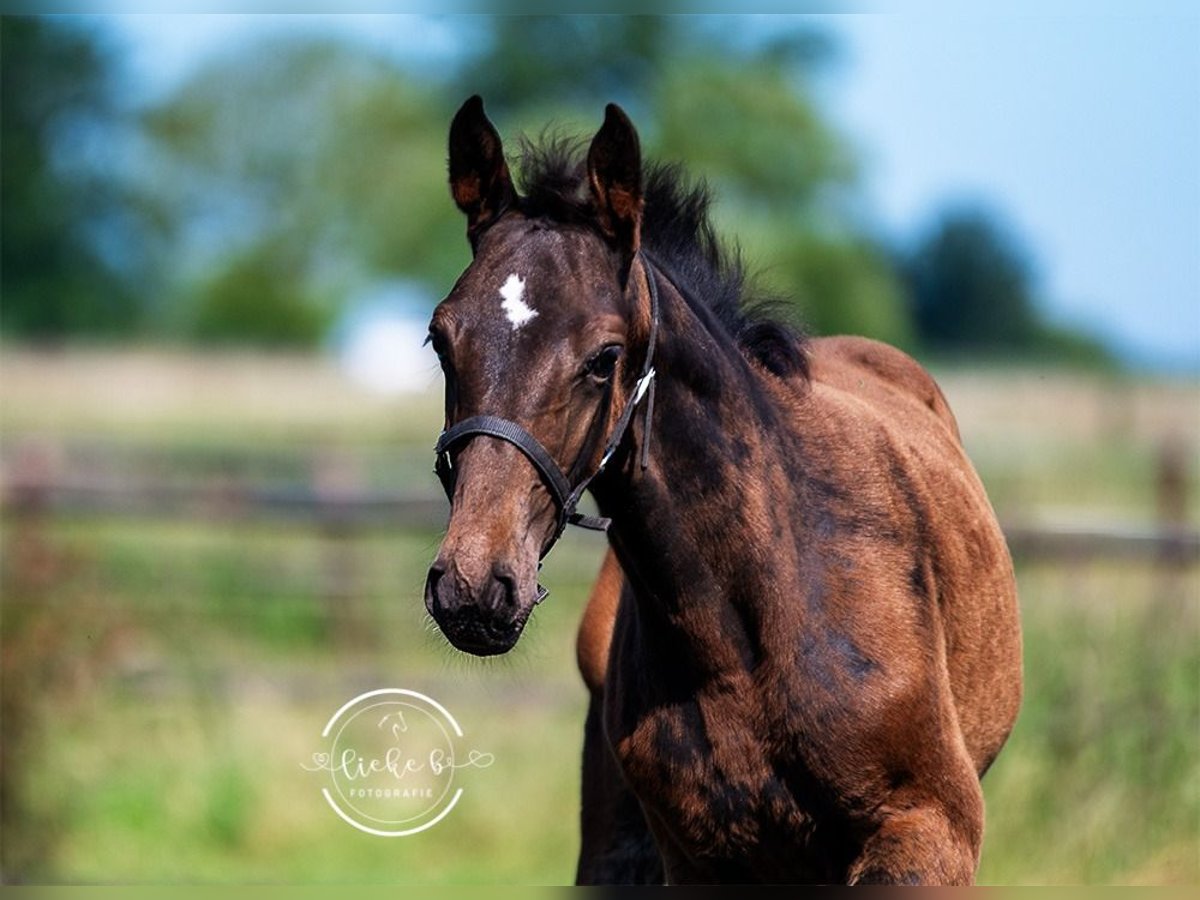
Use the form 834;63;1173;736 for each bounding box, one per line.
424;559;530;655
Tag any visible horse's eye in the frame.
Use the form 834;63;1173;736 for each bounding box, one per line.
587;345;622;381
426;329;449;361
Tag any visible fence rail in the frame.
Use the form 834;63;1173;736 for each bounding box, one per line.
2;474;448;529
4;470;1197;564
1002;522;1198;564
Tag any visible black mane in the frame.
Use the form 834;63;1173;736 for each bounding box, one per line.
516;136;810;380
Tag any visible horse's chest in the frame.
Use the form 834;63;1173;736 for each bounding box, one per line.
604;680;828;879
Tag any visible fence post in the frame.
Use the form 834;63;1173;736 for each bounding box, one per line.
1156;435;1190;569
313;449;368;647
3;439;57;589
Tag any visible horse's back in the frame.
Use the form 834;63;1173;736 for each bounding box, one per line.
806;335;960;440
802;335;1022;776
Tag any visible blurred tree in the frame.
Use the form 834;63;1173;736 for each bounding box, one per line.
454;17;911;347
654;55;851;215
451;16;670;117
902;207;1113;364
453;16;835;123
0;17;143;339
137;19;891;348
0;17;915;350
1;16;1110;360
772;234;913;346
189;239;327;346
142;37;462;346
651;53;911;347
904;209;1041;350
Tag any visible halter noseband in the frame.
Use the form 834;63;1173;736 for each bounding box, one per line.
433;251;660;599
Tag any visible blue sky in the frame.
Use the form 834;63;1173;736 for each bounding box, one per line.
106;12;1199;371
832;13;1199;371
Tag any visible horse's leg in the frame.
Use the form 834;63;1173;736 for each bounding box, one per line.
575;689;664;884
574;551;662;883
846;758;984;886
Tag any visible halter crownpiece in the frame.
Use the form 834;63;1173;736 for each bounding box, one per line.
433;250;661;593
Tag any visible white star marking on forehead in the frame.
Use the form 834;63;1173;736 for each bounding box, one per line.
499;273;537;330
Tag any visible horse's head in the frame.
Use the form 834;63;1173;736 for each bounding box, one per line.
425;96;653;655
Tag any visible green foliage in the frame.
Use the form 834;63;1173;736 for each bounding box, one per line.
458;19;906;344
0;17;143;339
902;208;1115;366
140;37;466;347
188;241;329;347
979;564;1199;884
655;58;853;215
765;230;914;348
0;17;1114;361
204;761;253;849
905;208;1041;350
1030;321;1118;369
452;16;671;115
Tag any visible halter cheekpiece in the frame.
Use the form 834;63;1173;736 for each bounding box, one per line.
433;251;661;600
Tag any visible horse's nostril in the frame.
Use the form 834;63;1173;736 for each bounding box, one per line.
491;564;518;609
425;562;448;616
425;558;522;620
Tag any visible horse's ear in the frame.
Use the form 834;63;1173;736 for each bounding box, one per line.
448;95;517;245
587;103;643;262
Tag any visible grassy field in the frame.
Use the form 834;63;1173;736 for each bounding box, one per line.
1;347;1197;884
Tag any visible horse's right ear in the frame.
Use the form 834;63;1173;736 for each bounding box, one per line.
448;95;516;246
587;103;643;266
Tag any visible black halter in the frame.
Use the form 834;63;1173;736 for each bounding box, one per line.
433;251;660;598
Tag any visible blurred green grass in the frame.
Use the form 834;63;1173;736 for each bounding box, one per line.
3;515;605;884
2;349;1197;884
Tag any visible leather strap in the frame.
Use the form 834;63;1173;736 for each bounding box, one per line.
434;251;661;566
436;414;573;517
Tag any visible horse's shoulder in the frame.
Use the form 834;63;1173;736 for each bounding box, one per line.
576;549;624;693
805;336;961;441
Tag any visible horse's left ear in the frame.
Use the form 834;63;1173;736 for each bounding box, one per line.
449;95;517;247
587;103;643;262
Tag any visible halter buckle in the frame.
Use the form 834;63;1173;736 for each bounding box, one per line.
633;367;656;403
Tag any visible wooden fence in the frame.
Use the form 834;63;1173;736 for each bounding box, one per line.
2;438;1197;564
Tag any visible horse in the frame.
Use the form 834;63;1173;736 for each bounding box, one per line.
423;95;1022;885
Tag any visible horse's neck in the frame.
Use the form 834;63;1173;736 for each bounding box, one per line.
595;283;804;659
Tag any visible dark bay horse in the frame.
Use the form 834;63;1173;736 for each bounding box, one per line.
424;95;1022;885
